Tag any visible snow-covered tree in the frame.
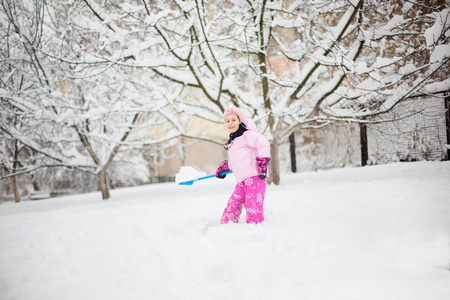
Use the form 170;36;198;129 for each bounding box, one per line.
0;0;71;201
2;0;448;192
101;0;448;184
0;0;172;200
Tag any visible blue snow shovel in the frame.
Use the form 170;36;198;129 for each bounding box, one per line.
178;171;233;185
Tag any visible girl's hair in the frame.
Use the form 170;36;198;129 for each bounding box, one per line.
223;139;230;150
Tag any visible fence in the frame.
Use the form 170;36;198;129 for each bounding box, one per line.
286;93;449;173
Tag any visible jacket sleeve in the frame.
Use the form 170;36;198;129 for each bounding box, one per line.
244;131;271;158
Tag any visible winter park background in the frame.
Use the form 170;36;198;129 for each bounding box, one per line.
1;161;450;300
1;1;450;299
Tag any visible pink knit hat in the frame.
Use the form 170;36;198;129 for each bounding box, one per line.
223;105;246;124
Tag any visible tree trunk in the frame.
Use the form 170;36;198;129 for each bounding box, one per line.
149;162;158;184
98;170;110;200
269;141;280;185
360;123;368;166
289;133;297;173
11;176;20;203
12;140;20;202
445;96;450;161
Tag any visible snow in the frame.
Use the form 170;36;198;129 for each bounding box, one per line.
1;161;450;300
430;44;450;66
175;166;207;184
401;2;414;13
425;78;450;94
424;8;450;47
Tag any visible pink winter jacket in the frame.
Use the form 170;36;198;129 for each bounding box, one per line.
227;120;270;183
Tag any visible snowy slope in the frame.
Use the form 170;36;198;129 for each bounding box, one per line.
1;161;449;300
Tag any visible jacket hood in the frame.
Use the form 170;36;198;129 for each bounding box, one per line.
243;119;257;132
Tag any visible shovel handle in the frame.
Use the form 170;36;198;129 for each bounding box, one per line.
177;170;233;185
197;170;233;181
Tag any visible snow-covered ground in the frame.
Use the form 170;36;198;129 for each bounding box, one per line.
1;161;449;300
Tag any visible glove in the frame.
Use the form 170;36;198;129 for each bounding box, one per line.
256;157;270;180
215;160;230;179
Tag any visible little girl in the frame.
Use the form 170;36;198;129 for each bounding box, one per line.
215;105;271;224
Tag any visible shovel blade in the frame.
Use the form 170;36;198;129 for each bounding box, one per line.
178;180;195;185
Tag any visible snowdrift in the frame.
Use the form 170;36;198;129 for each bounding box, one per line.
1;161;449;300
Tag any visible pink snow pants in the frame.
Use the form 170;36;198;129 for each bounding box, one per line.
220;176;266;224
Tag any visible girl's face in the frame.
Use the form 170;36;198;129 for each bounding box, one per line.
225;113;240;133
